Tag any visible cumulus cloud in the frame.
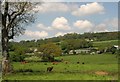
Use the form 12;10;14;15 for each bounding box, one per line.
37;23;53;31
105;18;118;28
52;17;71;30
93;18;118;32
25;30;48;38
72;2;104;16
37;17;71;31
33;2;69;13
73;20;94;32
94;23;109;32
111;18;118;28
55;31;78;37
55;32;65;37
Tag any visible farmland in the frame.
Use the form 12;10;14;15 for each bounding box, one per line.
93;40;118;49
1;1;119;81
2;34;119;80
3;54;118;80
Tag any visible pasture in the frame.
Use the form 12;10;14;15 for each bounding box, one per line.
3;54;118;80
93;40;118;49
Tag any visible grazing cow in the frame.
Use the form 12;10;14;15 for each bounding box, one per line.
52;62;58;65
61;58;64;61
65;61;68;64
21;61;28;64
77;61;80;64
82;62;84;64
47;66;53;72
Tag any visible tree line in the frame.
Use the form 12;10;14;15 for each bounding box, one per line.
10;31;119;48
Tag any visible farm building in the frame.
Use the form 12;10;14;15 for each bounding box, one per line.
69;49;91;54
85;39;94;42
29;48;38;52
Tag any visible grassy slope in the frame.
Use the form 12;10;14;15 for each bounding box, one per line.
3;54;118;80
93;40;118;49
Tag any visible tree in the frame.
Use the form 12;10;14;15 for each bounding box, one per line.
1;1;35;74
9;44;27;62
38;42;62;62
61;39;93;54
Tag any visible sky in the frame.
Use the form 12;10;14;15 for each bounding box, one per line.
13;2;118;42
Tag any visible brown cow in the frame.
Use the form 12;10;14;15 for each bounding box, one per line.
52;62;58;65
21;61;28;64
65;61;68;64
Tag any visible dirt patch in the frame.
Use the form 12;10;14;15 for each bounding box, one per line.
95;71;108;75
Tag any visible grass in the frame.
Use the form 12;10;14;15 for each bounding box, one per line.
93;40;118;49
4;72;118;80
3;54;118;80
25;56;40;62
57;54;118;64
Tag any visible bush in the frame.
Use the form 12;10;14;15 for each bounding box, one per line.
10;52;25;62
41;55;54;62
16;69;33;72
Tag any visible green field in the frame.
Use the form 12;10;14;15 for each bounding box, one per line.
93;40;118;49
3;54;118;80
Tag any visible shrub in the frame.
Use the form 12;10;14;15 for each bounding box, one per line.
10;52;25;62
16;69;33;72
41;55;54;62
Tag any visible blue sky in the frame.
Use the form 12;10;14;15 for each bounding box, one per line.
13;2;118;42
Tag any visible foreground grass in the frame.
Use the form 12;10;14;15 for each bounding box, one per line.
3;54;118;80
4;72;118;80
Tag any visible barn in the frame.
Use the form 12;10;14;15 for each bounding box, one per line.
69;49;91;54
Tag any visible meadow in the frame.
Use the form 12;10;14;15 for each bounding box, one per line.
93;40;118;49
3;54;118;80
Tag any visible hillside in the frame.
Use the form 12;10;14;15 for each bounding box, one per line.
9;31;119;55
36;31;119;44
11;31;119;47
93;40;118;49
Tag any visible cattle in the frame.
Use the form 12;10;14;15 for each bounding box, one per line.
61;58;64;61
77;61;80;64
82;62;84;64
21;61;28;64
65;61;68;64
47;66;53;72
52;62;58;65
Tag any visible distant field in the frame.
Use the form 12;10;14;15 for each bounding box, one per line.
93;40;118;49
3;54;118;80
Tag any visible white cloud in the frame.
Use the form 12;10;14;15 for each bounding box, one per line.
94;23;109;32
111;18;118;28
105;18;118;28
74;20;93;32
37;17;71;31
72;2;104;16
52;17;71;30
33;2;69;13
25;30;48;38
55;31;78;37
37;23;53;31
93;18;118;32
55;32;65;37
